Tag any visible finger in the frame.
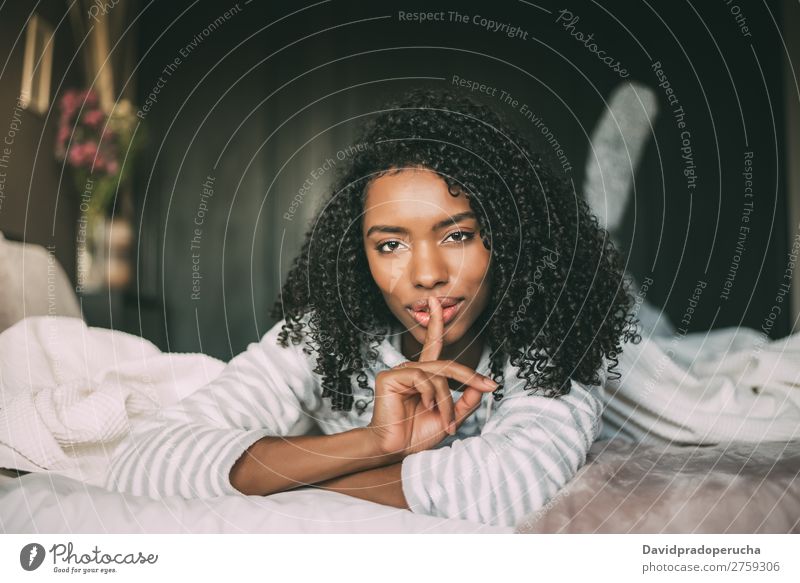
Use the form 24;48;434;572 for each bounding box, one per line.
431;374;456;434
453;387;486;427
412;370;438;412
419;297;443;362
410;360;499;392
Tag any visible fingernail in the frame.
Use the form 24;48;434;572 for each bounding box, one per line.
448;422;456;435
483;377;499;388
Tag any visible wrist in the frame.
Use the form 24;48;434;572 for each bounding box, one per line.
360;426;406;465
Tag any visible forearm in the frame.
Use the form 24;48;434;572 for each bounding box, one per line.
229;427;402;496
312;461;409;509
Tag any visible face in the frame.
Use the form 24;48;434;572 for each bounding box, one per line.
362;167;492;346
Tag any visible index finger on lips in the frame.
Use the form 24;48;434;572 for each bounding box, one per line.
411;360;499;392
419;297;443;362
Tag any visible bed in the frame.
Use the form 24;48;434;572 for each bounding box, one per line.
517;438;800;533
0;469;510;534
3;438;797;534
1;309;797;534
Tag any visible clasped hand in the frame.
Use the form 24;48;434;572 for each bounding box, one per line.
367;297;498;458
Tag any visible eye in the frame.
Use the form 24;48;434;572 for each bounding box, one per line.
444;230;475;244
375;239;406;254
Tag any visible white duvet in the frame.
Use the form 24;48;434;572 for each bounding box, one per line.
0;471;508;533
0;316;510;533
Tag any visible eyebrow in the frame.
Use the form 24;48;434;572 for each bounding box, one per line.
366;211;476;237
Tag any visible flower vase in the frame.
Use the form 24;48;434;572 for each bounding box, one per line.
77;213;109;293
106;215;133;288
76;213;133;294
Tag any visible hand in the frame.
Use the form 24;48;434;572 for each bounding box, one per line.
367;297;498;458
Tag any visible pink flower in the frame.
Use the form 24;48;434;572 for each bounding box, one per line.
54;87;134;178
67;141;98;168
67;145;81;167
93;145;120;175
82;109;105;128
66;145;83;167
82;89;99;108
58;89;80;121
82;142;98;163
55;126;70;158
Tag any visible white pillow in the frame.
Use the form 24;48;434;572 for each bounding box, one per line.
0;231;81;334
0;231;25;332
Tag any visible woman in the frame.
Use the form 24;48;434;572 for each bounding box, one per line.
105;88;639;527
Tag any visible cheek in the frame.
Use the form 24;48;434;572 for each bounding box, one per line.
464;252;492;311
461;247;491;286
366;253;408;298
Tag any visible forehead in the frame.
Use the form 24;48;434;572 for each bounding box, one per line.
363;168;472;223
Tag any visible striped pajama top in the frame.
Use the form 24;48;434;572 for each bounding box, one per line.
104;317;604;527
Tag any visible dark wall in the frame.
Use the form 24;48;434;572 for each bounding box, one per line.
133;0;790;360
0;1;82;278
616;1;789;336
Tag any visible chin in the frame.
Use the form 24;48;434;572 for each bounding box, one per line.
411;319;465;343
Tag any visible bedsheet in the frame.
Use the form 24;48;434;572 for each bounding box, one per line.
516;438;800;533
0;470;511;534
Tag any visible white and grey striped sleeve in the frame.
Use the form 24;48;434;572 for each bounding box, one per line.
399;379;604;527
104;319;321;500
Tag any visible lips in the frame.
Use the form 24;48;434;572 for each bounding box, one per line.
406;297;464;327
407;296;462;312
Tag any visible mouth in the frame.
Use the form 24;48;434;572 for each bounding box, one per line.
406;298;465;328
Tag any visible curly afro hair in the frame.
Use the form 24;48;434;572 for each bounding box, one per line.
270;86;641;415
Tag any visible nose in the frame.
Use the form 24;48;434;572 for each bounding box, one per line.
409;241;449;289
